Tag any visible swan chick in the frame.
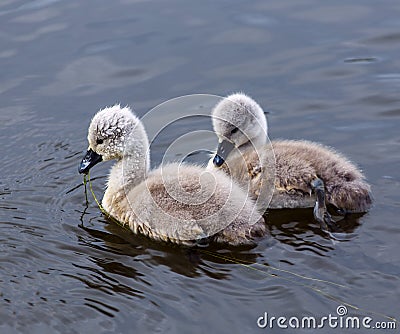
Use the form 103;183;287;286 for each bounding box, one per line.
79;104;266;246
209;93;373;229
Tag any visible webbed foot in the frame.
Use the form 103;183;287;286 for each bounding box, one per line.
311;178;338;231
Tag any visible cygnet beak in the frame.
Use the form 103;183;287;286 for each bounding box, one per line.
213;139;235;167
78;148;103;174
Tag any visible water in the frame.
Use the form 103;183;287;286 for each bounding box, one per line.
1;0;399;333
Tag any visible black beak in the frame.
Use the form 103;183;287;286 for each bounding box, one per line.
212;139;235;167
78;149;103;174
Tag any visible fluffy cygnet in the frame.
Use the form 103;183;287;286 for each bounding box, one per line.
209;93;373;229
79;104;266;246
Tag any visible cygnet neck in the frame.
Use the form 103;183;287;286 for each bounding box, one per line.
237;129;267;156
110;124;151;191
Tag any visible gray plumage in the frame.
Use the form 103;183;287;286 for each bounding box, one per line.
209;93;373;216
81;104;266;246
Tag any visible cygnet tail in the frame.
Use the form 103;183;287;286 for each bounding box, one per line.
327;180;373;213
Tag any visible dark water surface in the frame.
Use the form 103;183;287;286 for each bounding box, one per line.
1;0;399;333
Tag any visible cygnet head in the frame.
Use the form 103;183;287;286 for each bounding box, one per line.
211;93;267;167
79;104;149;174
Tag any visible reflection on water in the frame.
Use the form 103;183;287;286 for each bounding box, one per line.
1;0;399;332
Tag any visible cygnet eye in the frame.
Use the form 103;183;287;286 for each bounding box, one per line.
231;127;239;134
96;138;104;145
